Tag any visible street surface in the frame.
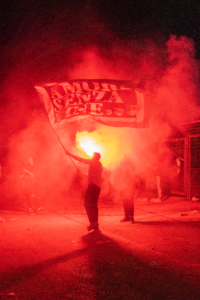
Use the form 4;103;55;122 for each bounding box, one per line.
0;196;200;300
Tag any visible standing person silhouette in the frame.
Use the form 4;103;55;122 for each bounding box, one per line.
65;150;102;231
118;157;136;223
20;157;35;213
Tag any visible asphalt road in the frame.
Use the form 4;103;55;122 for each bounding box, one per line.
0;197;200;300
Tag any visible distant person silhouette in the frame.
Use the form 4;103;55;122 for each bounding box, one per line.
118;157;136;223
20;157;35;213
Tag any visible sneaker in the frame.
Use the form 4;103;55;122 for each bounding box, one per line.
87;222;99;231
120;217;130;222
130;217;134;223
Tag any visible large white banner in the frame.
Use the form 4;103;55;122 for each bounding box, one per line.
35;79;148;129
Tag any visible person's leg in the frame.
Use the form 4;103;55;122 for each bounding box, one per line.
130;189;138;223
124;200;130;219
93;185;100;224
84;185;93;224
36;182;45;211
156;175;162;199
29;180;35;212
84;184;100;230
128;198;134;222
25;180;33;212
120;199;130;221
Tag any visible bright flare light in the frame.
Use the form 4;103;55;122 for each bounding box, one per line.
76;130;124;168
76;131;104;158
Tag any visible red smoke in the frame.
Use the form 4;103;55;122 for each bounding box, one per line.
1;22;200;209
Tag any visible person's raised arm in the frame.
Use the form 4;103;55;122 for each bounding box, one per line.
65;150;91;164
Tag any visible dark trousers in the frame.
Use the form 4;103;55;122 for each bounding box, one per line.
84;183;101;224
123;198;134;219
23;178;35;209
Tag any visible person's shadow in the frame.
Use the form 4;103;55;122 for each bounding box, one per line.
0;229;199;300
81;229;200;300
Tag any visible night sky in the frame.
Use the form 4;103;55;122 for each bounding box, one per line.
1;1;200;76
1;1;200;82
1;1;200;53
